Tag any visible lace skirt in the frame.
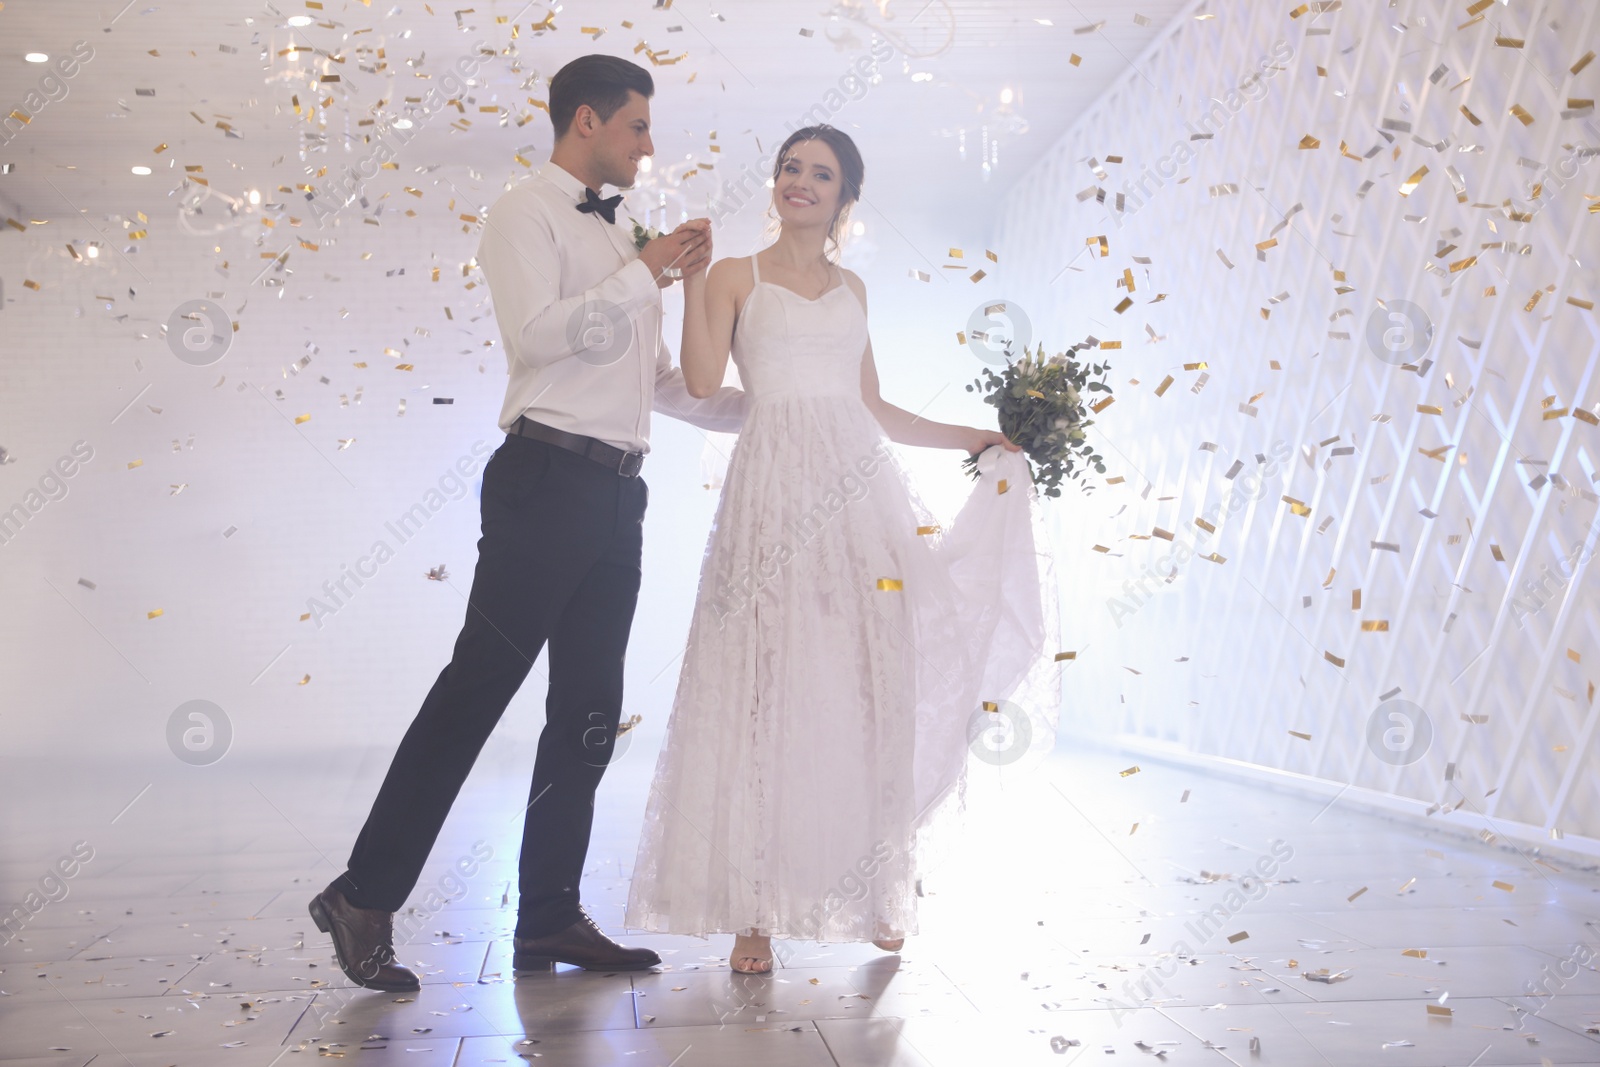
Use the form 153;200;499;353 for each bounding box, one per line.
624;391;1056;942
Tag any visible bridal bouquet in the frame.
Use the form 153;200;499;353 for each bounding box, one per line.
962;340;1112;497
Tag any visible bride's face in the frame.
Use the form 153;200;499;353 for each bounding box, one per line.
773;140;843;226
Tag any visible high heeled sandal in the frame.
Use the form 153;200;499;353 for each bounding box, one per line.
729;932;773;974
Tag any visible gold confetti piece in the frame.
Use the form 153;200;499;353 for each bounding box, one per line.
1298;134;1320;149
1493;880;1514;892
22;279;40;290
1069;53;1082;66
147;608;164;620
1449;255;1478;273
1490;543;1505;561
996;478;1009;495
1573;50;1595;75
876;578;903;591
1398;877;1417;892
1398;165;1429;196
299;674;312;685
1289;730;1312;740
1324;652;1345;668
969;269;987;283
916;524;940;536
1106;475;1125;484
1130;822;1139;835
1347;887;1368;901
1569;649;1582;663
1154;375;1174;396
1494;36;1524;48
1426;1004;1452;1017
1090;396;1115;413
1510;103;1535;126
1119;766;1140;777
1113;296;1133;314
1465;0;1494;12
293;413;311;425
1054;651;1076;662
1200;552;1226;563
1227;931;1249;943
1092;544;1111;553
1362;620;1390;632
1460;104;1482;126
1568;297;1594;310
1417;404;1443;415
982;701;999;712
1194;517;1216;534
128;459;143;469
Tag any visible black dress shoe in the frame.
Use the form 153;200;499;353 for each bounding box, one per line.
308;881;421;992
512;910;660;972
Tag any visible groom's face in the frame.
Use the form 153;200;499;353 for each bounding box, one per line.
592;90;655;189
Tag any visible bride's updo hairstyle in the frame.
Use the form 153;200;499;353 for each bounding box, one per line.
769;124;864;263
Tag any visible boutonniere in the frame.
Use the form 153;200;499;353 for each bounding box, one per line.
629;217;662;252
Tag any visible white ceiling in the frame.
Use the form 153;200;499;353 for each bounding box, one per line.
0;0;1193;261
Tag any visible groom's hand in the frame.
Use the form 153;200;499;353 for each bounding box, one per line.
639;222;710;287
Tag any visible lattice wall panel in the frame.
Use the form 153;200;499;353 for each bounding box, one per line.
993;0;1600;844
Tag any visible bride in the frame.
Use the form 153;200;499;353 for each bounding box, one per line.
623;124;1055;974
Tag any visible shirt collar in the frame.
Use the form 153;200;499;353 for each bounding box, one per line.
538;161;601;205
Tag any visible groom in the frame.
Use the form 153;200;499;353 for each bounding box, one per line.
308;54;745;989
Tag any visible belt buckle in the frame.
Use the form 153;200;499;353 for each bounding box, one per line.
617;450;644;478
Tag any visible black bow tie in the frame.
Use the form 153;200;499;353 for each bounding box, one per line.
575;186;624;225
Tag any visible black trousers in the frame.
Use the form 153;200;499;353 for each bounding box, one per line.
335;432;647;937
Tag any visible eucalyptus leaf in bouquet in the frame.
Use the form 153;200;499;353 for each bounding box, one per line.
962;340;1112;497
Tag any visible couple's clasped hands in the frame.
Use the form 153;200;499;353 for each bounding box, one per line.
640;218;712;289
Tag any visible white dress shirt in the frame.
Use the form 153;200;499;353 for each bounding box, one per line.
477;161;745;453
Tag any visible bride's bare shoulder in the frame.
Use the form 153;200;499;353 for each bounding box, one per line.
839;266;867;305
710;255;756;293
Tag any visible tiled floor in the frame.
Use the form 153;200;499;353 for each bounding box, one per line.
2;738;1598;1066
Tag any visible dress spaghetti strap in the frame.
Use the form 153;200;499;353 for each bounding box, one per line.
750;253;761;284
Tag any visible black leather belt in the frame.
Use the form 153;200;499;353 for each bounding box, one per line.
510;415;644;477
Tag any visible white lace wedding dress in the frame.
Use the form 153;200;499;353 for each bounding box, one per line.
623;253;1059;943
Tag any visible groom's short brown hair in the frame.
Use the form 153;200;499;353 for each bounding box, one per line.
549;55;654;140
